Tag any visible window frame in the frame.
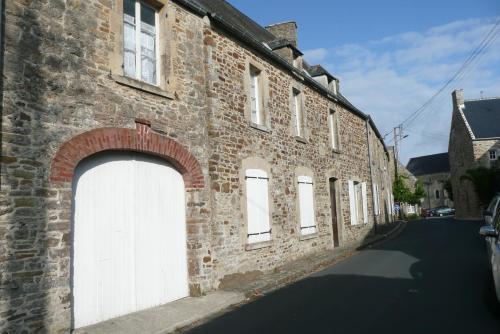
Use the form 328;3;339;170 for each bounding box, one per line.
123;0;161;86
292;88;304;138
297;175;317;236
240;157;274;250
110;0;175;97
329;109;340;151
490;150;497;161
249;65;263;125
244;60;270;130
245;169;272;244
348;180;368;225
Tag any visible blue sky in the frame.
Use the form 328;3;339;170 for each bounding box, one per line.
229;0;500;164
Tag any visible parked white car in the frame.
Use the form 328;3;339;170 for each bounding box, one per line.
479;203;500;302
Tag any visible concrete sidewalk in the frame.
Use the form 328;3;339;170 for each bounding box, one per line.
76;221;406;334
74;291;245;334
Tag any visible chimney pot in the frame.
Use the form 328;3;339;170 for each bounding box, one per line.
265;21;298;47
452;89;464;110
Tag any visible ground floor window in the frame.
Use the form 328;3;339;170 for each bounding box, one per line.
298;175;316;235
245;169;271;243
348;180;368;225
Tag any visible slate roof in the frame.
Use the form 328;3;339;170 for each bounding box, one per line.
186;0;276;43
462;98;500;139
406;152;450;176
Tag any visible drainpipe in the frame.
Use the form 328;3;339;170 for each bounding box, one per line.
365;119;378;234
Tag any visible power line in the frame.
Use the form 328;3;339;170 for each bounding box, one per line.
402;17;500;129
382;16;500;139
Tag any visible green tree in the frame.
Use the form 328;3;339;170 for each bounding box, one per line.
393;175;412;203
409;181;426;205
393;177;425;205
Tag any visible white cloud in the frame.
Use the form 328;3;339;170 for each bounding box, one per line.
302;48;328;63
309;17;500;164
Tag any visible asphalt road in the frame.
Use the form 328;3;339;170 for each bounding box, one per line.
184;218;500;334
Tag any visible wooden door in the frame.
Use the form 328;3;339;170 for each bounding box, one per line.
73;152;188;328
329;178;340;247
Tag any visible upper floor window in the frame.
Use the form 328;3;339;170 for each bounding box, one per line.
292;89;303;137
249;66;263;125
373;183;380;215
435;189;440;199
124;0;158;85
490;150;497;160
329;109;339;150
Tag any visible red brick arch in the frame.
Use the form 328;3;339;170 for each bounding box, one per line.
50;122;204;189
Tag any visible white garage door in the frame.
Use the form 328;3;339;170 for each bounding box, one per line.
73;152;189;328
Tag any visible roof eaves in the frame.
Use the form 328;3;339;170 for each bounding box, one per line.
459;106;476;140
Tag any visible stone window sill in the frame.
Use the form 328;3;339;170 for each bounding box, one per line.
295;136;307;144
112;74;175;99
299;232;319;241
249;122;271;133
245;240;272;251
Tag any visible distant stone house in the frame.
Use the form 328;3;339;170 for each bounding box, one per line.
0;0;394;331
449;89;500;219
407;153;453;209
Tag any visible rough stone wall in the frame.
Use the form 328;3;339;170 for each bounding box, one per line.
473;140;500;168
1;0;391;331
1;1;213;332
368;126;393;226
415;172;453;209
449;105;479;219
203;24;375;282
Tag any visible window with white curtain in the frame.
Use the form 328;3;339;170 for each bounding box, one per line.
373;183;380;215
298;175;316;235
123;0;158;85
292;89;303;137
329;109;339;150
245;169;271;243
249;66;262;125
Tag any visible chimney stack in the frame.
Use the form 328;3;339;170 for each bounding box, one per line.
452;89;464;110
265;21;298;47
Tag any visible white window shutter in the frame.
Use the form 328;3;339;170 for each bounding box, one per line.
246;169;271;243
362;182;368;224
348;180;357;225
298;176;316;235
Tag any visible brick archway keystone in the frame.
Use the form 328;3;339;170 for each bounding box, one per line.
50;122;204;189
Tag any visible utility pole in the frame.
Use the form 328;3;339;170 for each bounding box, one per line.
393;126;399;177
393;124;407;178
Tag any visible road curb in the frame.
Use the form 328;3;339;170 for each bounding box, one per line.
248;220;409;297
177;220;408;333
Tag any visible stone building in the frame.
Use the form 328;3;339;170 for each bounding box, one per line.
0;0;393;331
407;153;453;209
449;89;500;219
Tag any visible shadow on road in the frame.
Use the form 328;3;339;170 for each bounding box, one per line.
183;219;500;334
